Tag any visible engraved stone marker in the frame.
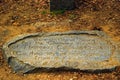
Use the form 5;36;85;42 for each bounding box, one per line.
50;0;76;11
2;31;120;73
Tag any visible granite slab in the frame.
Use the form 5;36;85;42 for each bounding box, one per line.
2;31;120;73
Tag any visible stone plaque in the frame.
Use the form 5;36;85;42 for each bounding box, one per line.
2;31;120;73
50;0;75;11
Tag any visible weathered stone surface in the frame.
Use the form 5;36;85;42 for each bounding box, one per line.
2;31;120;73
50;0;75;11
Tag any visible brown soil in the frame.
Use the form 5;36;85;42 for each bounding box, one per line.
0;0;120;80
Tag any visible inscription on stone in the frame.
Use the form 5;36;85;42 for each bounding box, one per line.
2;31;120;73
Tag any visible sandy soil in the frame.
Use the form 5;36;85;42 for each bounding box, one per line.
0;0;120;80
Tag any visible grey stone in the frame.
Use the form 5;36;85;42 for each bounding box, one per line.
2;31;120;73
50;0;76;11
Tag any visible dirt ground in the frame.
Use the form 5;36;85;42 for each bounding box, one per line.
0;0;120;80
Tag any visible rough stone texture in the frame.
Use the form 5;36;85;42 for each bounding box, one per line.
2;31;120;73
50;0;75;11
